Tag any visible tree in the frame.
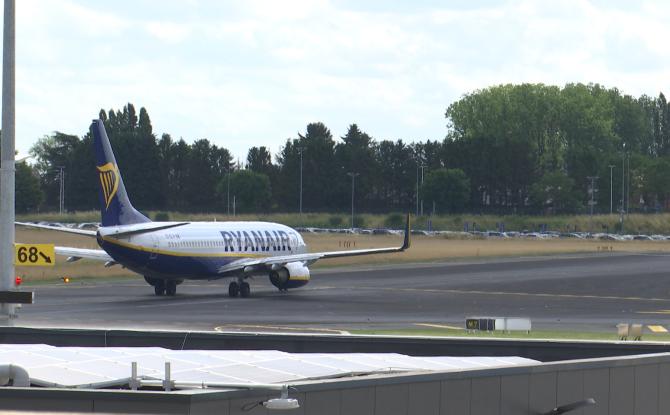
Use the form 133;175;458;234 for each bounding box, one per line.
183;139;232;211
15;161;43;213
529;171;581;214
276;122;336;212
641;157;670;210
420;168;470;213
373;139;415;210
30;132;82;211
100;104;164;210
334;124;377;211
225;170;272;213
246;146;273;175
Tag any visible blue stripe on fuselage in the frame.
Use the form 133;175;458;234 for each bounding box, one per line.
100;238;244;279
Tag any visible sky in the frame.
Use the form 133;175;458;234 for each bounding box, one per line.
3;0;670;161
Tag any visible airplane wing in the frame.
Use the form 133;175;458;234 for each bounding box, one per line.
219;215;411;274
16;222;97;237
16;221;191;238
55;247;114;263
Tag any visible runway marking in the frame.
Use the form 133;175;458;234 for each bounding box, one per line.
357;287;670;303
637;310;670;315
647;325;668;333
414;323;462;330
214;324;350;335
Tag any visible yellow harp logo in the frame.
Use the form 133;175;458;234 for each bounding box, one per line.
97;163;120;210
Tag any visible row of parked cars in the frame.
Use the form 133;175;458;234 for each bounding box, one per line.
296;226;670;241
35;222;670;241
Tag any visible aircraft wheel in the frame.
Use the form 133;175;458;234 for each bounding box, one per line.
240;282;251;298
154;280;166;296
228;281;240;298
166;280;177;296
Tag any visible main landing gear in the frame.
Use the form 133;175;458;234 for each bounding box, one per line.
228;279;251;298
145;277;179;297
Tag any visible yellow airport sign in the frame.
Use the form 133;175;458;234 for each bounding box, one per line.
14;243;55;266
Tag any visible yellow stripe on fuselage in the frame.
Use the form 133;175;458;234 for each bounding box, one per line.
102;235;269;258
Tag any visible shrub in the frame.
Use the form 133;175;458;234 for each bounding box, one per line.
154;212;170;221
384;212;404;229
353;215;366;228
328;215;343;227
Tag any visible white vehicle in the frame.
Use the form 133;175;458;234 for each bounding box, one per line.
18;120;410;297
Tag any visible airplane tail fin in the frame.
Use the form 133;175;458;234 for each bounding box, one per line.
90;119;151;227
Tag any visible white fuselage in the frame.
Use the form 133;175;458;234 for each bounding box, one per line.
97;221;308;279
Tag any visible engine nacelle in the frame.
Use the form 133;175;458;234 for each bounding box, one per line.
269;262;310;290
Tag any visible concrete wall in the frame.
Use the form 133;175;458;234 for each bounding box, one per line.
2;352;670;414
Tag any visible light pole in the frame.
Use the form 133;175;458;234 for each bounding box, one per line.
298;147;304;215
53;166;65;215
608;164;614;214
420;164;426;216
415;164;419;216
587;176;598;233
0;0;16;322
620;143;625;233
415;160;426;217
626;154;630;214
347;172;359;229
226;169;230;216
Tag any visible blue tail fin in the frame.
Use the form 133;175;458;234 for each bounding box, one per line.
90;119;151;227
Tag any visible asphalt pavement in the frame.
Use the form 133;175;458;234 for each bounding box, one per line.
15;252;670;333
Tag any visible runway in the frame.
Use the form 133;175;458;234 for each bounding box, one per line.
16;252;670;333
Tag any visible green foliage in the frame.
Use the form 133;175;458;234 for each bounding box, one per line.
421;168;470;213
328;215;343;227
353;215;366;228
20;88;670;217
384;212;405;228
15;162;43;213
640;157;670;209
529;171;582;214
225;170;271;213
154;212;170;221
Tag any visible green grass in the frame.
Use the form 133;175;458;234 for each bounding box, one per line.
350;328;670;342
17;210;670;234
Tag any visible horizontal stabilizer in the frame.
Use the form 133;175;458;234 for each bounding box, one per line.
15;222;97;237
55;246;112;262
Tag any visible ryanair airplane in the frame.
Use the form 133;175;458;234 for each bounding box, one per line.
18;120;410;297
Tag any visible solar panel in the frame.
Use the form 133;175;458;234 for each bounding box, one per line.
0;344;539;389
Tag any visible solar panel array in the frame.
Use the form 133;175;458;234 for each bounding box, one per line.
0;344;538;389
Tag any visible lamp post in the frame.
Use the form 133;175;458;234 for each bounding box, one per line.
608;164;614;214
627;154;630;214
415;164;419;216
347;172;359;229
52;166;65;215
620;143;626;233
587;176;598;233
0;0;16;322
415;160;426;217
298;147;304;215
420;164;426;216
226;169;230;216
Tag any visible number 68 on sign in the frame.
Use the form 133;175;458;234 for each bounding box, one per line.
14;244;55;266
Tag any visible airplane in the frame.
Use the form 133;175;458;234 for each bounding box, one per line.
17;119;410;297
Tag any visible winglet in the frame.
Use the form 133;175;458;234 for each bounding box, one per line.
401;213;411;251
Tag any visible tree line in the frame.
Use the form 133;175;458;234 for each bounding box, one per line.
7;83;670;218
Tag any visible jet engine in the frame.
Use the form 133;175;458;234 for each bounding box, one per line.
269;262;310;290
